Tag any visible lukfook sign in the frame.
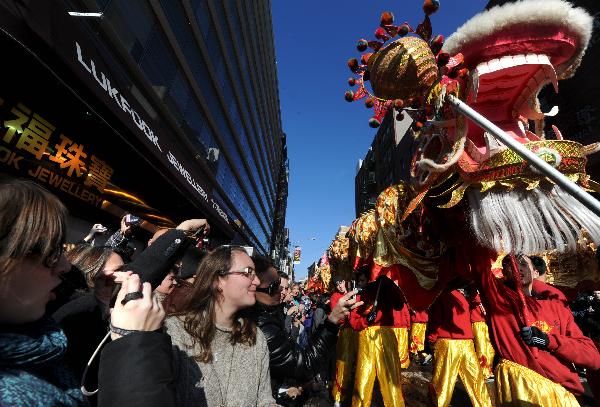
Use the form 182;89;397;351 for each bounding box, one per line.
73;40;230;226
0;2;234;233
76;42;161;152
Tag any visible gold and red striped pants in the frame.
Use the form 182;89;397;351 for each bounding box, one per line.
496;359;580;407
431;338;492;407
351;326;407;407
332;326;358;403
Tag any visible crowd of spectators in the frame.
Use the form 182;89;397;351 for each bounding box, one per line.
8;176;600;406
0;178;359;406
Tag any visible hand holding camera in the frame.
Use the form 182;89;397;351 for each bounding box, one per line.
328;290;363;324
91;223;108;234
110;274;165;340
120;215;140;236
176;218;210;235
83;223;108;243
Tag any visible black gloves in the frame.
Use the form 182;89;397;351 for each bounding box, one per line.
521;326;549;349
125;229;189;289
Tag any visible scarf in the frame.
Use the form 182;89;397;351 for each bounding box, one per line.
0;317;85;406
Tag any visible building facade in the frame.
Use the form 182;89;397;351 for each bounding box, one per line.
354;113;413;217
0;0;287;256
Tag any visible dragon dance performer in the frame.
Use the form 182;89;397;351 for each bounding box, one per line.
341;0;600;405
460;248;600;406
348;276;410;407
530;256;600;406
427;283;492;407
469;289;495;380
330;275;358;407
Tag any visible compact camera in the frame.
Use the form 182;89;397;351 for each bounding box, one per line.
124;214;141;226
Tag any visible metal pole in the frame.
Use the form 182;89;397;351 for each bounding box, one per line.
446;94;600;217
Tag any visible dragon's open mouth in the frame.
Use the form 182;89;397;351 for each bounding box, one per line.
464;53;559;160
442;0;592;164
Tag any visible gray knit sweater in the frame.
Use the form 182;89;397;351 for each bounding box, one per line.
165;316;276;407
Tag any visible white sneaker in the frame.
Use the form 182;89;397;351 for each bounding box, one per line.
334;402;342;407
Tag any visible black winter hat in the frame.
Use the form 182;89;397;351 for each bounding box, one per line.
125;229;189;289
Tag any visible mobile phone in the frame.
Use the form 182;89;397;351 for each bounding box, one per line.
350;280;358;300
191;225;206;239
125;214;141;226
109;282;122;308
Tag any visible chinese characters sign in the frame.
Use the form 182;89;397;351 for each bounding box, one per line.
0;97;113;207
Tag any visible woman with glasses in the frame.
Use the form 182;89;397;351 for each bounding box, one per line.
0;179;170;406
165;245;276;407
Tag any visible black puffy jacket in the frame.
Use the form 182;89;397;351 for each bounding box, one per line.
249;302;339;389
98;332;175;407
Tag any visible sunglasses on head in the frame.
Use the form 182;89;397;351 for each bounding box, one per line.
256;277;281;296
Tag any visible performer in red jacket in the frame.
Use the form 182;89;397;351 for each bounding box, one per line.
348;276;409;407
468;250;600;406
428;284;492;407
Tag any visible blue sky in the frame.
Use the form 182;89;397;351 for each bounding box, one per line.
272;0;487;280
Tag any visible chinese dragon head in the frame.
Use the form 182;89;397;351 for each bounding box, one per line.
344;0;600;301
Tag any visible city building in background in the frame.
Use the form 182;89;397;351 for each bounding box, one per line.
271;142;291;273
306;261;318;280
354;113;413;217
0;0;288;257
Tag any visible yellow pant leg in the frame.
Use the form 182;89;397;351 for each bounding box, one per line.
332;327;358;402
409;322;427;354
378;327;405;407
395;327;410;368
495;359;580;407
352;327;378;407
472;322;495;379
431;339;463;407
455;340;492;407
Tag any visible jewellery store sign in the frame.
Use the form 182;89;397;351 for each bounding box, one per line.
13;2;231;229
0;96;111;208
73;41;229;226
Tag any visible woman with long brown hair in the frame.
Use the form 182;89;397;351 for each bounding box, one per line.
165;245;276;407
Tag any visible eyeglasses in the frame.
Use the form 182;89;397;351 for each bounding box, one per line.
256;277;282;296
43;245;64;269
221;266;257;280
